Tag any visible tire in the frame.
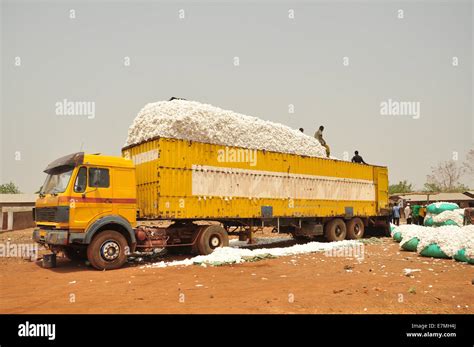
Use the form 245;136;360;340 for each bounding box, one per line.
324;219;347;242
196;225;229;255
346;218;365;240
63;247;87;261
87;230;129;270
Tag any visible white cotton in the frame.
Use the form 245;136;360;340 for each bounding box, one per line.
141;239;361;268
126;99;327;157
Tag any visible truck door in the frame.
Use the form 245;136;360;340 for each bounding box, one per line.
69;166;113;231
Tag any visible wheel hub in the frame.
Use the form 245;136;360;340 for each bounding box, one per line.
100;240;120;261
209;235;221;248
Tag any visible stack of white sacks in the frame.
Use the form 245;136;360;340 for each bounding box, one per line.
423;202;464;227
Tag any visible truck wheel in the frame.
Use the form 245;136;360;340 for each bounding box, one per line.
324;219;347;242
197;225;229;255
64;247;87;261
87;230;128;270
346;218;365;239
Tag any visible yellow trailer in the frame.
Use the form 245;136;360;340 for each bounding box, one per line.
122;137;388;221
32;137;389;270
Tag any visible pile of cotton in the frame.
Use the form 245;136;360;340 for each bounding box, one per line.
126;99;327;157
141;239;361;268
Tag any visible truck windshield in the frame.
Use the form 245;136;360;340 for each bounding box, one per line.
40;166;74;194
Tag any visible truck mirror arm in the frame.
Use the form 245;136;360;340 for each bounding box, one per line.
82;187;98;198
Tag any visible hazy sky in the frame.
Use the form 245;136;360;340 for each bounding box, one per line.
1;0;473;193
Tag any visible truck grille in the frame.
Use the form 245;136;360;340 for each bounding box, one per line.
35;207;69;223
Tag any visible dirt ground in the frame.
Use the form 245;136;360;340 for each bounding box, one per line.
0;228;473;314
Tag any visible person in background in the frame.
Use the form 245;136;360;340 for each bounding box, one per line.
351;151;367;164
418;205;426;225
392;204;401;226
411;204;421;225
299;128;304;133
314;125;330;157
404;203;412;224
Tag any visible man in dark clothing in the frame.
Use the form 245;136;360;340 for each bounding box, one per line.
392;205;401;226
299;128;304;133
351;151;367;164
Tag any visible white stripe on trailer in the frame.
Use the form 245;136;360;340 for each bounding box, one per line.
191;165;376;201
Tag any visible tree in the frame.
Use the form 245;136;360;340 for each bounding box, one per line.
424;160;469;192
463;148;474;180
389;180;413;194
0;181;21;194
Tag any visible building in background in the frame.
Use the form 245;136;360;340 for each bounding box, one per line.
389;192;474;209
0;194;37;231
464;191;474;199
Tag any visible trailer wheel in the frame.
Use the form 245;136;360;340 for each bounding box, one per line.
324;219;347;242
87;230;128;270
346;218;365;239
197;225;229;255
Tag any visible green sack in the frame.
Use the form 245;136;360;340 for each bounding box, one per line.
424;217;434;226
393;232;402;242
419;244;450;259
426;202;459;215
401;237;419;252
434;220;458;227
453;249;474;264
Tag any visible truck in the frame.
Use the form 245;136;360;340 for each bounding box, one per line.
33;137;389;270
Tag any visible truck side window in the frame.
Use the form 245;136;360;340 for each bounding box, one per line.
89;168;110;188
74;167;87;193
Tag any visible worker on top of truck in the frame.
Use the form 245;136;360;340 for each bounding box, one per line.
314;125;330;158
351;151;367;164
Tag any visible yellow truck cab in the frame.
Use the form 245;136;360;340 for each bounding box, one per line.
33;152;137;269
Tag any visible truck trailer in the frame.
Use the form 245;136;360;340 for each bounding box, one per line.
33;137;389;270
